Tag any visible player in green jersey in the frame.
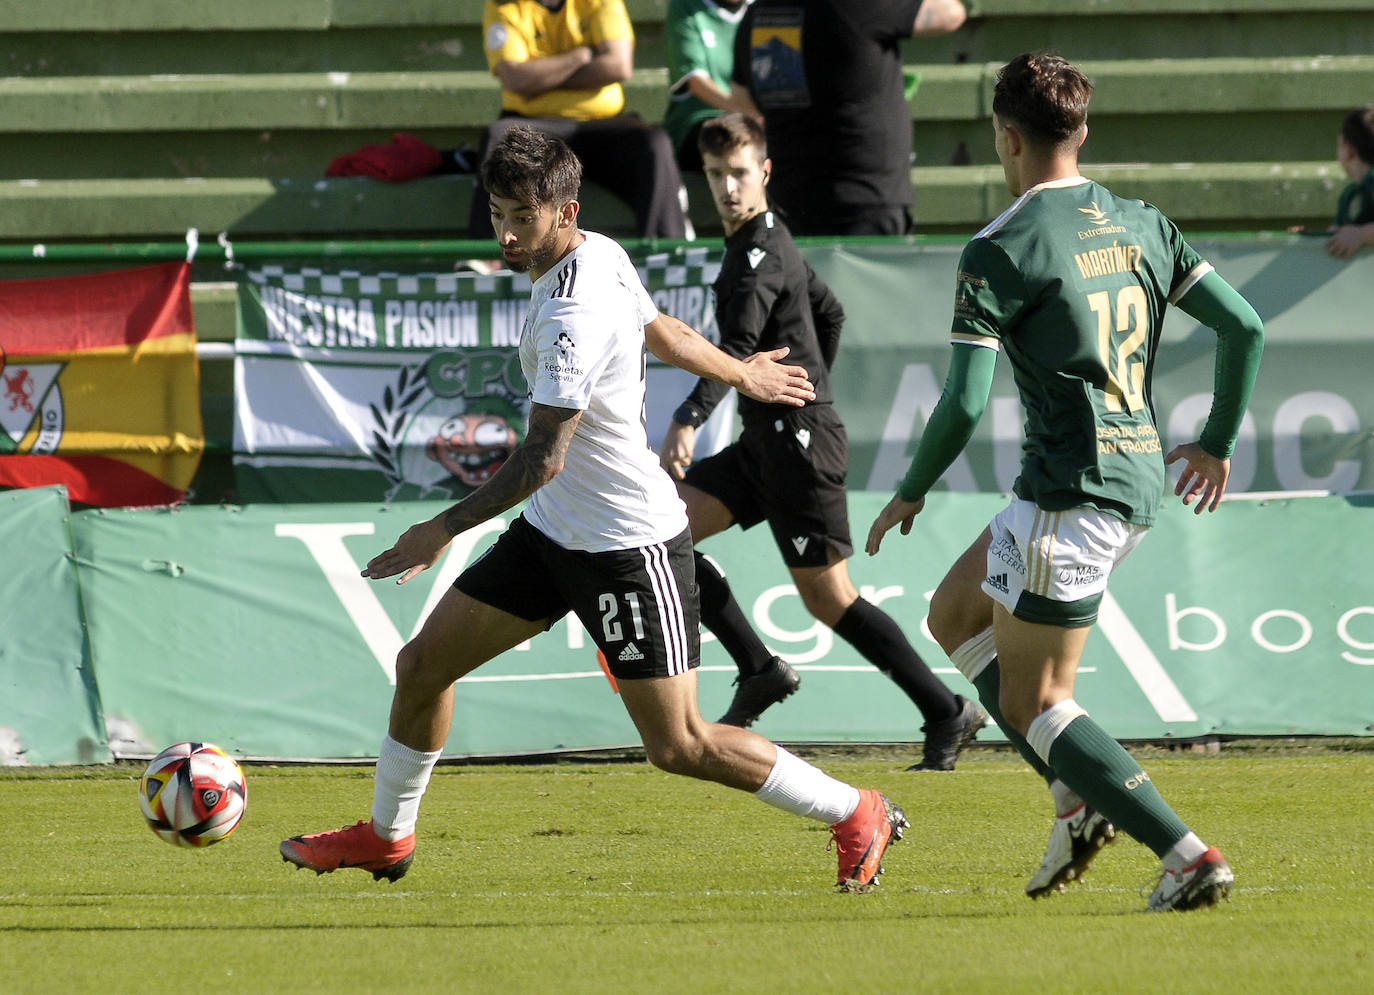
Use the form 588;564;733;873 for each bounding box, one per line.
865;53;1264;912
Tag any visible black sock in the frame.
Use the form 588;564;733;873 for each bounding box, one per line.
833;599;958;723
694;552;774;678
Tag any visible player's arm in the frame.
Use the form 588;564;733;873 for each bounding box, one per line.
560;37;633;90
646;311;814;407
683;74;761;115
865;341;995;554
1164;269;1265;513
490;0;632;100
670;249;780;429
650;309;812;477
805;260;845;370
362;402;581;584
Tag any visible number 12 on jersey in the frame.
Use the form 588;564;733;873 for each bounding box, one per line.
1088;285;1148;413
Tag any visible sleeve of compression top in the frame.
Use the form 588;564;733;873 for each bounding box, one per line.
897;342;997;502
1174;269;1265;459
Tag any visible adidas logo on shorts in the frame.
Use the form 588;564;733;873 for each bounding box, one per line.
618;642;645;662
986;572;1009;593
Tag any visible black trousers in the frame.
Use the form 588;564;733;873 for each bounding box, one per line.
469;113;688;239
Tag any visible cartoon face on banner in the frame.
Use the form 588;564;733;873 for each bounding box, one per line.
424;408;522;490
365;350;529;501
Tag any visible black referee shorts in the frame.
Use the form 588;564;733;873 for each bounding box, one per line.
683;404;853;568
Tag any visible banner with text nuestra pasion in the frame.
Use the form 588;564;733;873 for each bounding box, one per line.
0;261;202;507
232;252;733;503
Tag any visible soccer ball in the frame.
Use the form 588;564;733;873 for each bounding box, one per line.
138;742;247;847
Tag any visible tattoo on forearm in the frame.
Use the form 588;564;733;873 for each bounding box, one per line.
441;405;578;536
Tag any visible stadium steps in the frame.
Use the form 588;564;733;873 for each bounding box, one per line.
0;55;1367;177
9;0;1371;72
0;54;1364;238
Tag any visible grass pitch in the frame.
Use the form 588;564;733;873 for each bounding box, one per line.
3;741;1372;994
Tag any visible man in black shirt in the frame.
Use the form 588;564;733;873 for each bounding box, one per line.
732;0;966;236
660;113;985;769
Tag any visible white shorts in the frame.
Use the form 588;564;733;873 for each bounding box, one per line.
982;499;1148;628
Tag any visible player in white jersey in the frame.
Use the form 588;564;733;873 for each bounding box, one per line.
516;228;689;552
282;126;909;892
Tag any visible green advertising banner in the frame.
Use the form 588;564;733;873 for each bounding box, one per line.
0;487;109;765
234;237;1374;501
59;492;1372;763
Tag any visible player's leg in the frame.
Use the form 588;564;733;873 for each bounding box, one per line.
569;114;688;239
927;524;1112;895
281;521;555;881
581;527;907;890
617;667;908;891
788;550;984;770
678;453;800;722
990;504;1231;910
679;480;777;679
768;406;981;764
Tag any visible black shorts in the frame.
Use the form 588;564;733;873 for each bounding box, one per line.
683;405;853;568
454;516;700;680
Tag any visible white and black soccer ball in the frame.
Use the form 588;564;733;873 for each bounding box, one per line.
138;742;247;848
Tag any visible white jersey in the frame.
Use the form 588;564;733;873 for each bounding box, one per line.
519;231;689;552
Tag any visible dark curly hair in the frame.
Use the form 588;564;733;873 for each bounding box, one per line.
481;126;582;208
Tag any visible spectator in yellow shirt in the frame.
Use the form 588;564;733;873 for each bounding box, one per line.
470;0;689;240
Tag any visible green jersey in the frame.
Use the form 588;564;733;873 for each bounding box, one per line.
951;176;1212;525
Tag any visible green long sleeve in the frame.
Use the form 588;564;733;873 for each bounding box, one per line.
898;343;997;502
1175;270;1265;459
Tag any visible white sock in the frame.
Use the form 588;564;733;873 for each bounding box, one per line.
949;626;997;683
1049;778;1082;817
1165;832;1208;867
753;746;861;825
1025;699;1088;766
371;734;441;840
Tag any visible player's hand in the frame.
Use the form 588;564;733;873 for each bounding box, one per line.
361;515;452;584
737;347;815;406
865;493;925;555
659;422;696;480
1164;442;1230;514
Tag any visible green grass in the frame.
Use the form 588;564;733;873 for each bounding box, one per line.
3;742;1373;994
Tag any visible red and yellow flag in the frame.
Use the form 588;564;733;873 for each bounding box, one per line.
0;261;203;507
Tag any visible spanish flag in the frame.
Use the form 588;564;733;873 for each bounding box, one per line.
0;261;203;507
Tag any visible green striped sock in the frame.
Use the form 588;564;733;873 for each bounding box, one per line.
1045;714;1189;857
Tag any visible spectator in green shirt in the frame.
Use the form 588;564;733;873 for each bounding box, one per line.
663;0;761;172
